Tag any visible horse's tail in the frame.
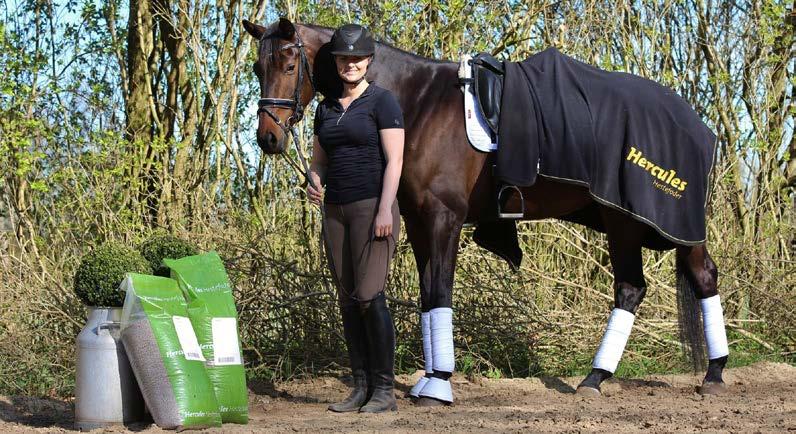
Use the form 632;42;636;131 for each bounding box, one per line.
675;256;707;372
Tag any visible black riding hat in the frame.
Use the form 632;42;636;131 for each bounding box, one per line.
330;24;375;56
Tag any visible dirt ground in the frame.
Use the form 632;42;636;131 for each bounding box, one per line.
0;361;793;433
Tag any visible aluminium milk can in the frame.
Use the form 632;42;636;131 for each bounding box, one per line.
74;307;145;430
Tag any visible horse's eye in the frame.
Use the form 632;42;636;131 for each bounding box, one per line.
287;64;295;72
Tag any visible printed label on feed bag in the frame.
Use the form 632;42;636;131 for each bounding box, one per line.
172;316;206;361
212;317;242;365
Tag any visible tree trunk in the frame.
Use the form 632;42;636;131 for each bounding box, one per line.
126;0;159;225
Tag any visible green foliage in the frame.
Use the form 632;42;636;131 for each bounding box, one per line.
485;367;503;380
138;233;199;276
724;329;788;368
73;242;152;307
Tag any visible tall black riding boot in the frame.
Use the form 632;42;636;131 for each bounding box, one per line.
328;304;370;412
360;293;398;413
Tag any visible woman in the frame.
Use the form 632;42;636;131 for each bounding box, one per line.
307;23;404;413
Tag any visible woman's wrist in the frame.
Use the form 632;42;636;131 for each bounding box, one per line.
378;200;393;213
310;168;325;184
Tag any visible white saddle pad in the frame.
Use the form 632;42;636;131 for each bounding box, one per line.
459;54;498;153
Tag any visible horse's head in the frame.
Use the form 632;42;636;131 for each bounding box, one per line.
243;18;317;154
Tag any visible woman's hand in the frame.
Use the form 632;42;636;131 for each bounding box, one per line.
374;207;393;238
307;172;324;205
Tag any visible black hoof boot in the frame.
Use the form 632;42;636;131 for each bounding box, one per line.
698;381;728;395
699;355;728;396
575;386;602;397
359;293;398;413
576;368;612;397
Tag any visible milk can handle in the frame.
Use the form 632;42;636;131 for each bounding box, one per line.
98;321;121;330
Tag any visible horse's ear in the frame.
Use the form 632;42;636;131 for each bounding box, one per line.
278;17;296;39
242;19;266;40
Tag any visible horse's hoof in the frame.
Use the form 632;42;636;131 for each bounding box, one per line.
698;381;728;396
415;397;451;407
575;386;602;397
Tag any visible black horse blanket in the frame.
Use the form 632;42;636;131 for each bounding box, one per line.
493;47;716;249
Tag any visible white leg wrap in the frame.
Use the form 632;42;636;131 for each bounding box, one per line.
429;308;454;373
418;377;453;403
700;295;729;360
419;308;455;403
422;311;433;373
593;308;636;373
409;312;433;398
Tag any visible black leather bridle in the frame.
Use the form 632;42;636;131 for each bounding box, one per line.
256;29;316;134
255;26;318;192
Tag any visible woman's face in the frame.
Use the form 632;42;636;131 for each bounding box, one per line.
334;55;370;84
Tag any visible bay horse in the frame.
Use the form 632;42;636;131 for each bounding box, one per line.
242;18;729;404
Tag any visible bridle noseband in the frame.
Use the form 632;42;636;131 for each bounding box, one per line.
256;30;316;134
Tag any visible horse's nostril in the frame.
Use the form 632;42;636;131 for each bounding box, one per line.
257;131;283;154
267;132;278;148
256;135;268;151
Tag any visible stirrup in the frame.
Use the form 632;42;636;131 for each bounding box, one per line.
497;184;524;219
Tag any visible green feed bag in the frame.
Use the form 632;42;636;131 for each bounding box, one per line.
165;252;249;424
120;273;221;430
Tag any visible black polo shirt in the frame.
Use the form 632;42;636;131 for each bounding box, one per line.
314;83;404;204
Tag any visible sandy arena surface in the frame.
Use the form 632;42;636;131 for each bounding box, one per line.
0;361;793;433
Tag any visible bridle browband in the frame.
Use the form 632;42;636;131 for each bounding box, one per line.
256;28;316;134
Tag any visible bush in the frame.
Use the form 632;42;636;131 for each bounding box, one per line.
73;242;153;307
139;233;199;276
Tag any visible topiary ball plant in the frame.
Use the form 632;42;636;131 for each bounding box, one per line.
73;242;153;307
139;233;199;277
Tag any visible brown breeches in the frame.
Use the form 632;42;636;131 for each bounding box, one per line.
323;197;400;306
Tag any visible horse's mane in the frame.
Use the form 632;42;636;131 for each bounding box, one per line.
258;21;451;65
249;21;455;99
299;23;455;66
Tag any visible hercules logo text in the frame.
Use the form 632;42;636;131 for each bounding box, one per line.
626;147;687;199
